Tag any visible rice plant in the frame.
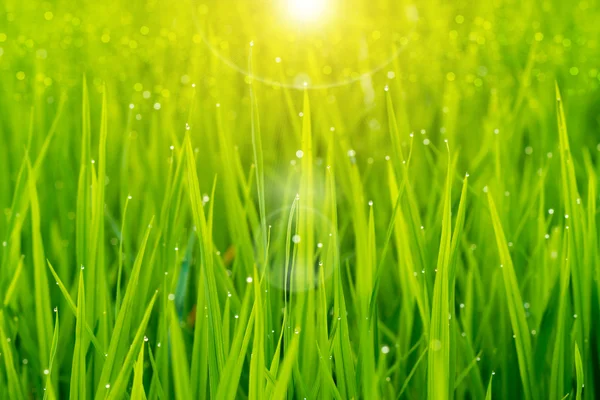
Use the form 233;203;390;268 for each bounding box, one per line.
0;0;599;398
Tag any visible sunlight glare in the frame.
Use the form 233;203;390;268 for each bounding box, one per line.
288;0;325;21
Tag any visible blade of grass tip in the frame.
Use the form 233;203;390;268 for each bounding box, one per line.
184;134;225;392
106;291;158;400
46;260;103;353
485;375;493;400
448;169;469;400
43;310;60;400
95;216;155;399
271;334;300;400
168;302;192;400
387;160;429;333
76;80;95;389
27;159;54;371
574;342;584;400
70;271;86;400
77;74;91;285
248;42;267;261
3;255;24;307
249;267;265;400
0;153;28;278
358;201;377;399
452;347;483;390
326;165;356;400
583;153;598;311
32;93;66;175
89;83;109;351
397;347;428;399
115;195;131;315
487;191;536;400
0;92;66;277
214;96;255;282
316;344;344;400
555;83;587;347
0;311;26;400
264;313;287;398
131;343;146;400
0;95;62;276
297;86;318;386
147;343;166;400
428;144;453;400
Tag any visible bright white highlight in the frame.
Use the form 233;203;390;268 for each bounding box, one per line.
288;0;325;21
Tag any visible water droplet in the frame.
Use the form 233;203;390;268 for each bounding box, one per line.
168;293;175;301
381;345;390;354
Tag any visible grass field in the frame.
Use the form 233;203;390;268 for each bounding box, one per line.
1;0;600;398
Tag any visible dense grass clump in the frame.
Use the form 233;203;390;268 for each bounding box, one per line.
1;0;600;399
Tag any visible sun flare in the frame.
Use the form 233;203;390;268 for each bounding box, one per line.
288;0;326;21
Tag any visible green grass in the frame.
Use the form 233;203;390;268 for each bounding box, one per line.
1;0;600;398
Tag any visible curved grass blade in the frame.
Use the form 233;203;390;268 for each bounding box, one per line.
131;343;146;400
487;192;536;400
